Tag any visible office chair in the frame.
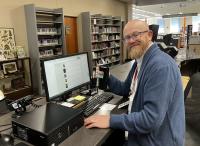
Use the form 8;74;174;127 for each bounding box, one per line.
184;72;200;134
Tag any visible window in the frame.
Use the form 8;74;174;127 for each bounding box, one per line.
170;17;181;33
192;16;200;32
157;18;165;33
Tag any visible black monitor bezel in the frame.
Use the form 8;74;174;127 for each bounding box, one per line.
41;52;91;102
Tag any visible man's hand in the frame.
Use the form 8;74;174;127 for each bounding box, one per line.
84;115;110;129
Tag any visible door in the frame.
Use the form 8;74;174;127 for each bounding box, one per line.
64;16;78;55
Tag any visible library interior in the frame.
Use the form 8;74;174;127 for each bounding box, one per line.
0;0;200;146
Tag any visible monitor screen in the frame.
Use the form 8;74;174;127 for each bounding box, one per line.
41;53;91;101
149;24;159;42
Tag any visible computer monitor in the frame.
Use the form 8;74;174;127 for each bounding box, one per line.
149;24;159;42
163;34;173;46
41;53;91;101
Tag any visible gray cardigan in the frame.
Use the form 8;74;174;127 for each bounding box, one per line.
108;43;185;146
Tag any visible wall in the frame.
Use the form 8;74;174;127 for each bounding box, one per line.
0;0;126;55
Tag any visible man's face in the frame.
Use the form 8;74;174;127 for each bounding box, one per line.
123;25;152;59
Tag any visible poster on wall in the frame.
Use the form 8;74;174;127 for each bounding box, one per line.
0;28;16;59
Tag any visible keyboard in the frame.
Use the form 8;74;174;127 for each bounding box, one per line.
83;92;113;117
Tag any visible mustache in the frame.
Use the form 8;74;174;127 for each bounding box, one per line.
127;43;140;50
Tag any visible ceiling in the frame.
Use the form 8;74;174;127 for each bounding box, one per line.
118;0;200;17
118;0;197;6
137;0;200;16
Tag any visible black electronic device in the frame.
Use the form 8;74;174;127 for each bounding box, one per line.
0;134;14;146
12;103;84;146
149;24;159;42
163;34;173;46
41;52;91;101
5;95;33;116
99;66;109;90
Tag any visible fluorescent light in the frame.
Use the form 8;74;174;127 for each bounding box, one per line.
132;7;161;17
162;13;198;18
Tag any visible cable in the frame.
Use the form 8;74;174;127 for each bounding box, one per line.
0;124;11;127
0;127;12;133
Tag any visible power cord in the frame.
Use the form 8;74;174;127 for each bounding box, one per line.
0;127;12;133
0;124;11;127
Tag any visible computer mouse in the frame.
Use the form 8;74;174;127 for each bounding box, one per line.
0;134;14;146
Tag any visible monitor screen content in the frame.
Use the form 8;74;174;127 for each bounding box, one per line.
42;53;90;101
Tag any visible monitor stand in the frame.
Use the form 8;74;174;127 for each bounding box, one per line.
52;91;72;102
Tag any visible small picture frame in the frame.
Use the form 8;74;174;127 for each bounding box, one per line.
16;46;26;58
3;62;17;74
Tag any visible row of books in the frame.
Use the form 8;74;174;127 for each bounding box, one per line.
92;26;120;34
92;56;120;66
37;27;59;35
38;39;59;46
92;42;120;50
39;48;62;58
92;49;120;59
92;19;120;25
92;35;120;42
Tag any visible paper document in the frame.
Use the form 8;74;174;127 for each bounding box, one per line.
100;103;116;111
61;102;74;107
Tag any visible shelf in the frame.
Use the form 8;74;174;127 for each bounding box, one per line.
93;53;120;60
36;13;61;17
0;57;29;63
37;33;61;36
40;54;63;60
38;44;62;48
4;86;32;100
0;72;24;80
93;24;120;26
92;32;120;35
92;39;120;43
37;21;62;24
36;10;62;16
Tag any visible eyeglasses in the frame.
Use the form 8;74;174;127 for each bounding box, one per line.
123;30;148;43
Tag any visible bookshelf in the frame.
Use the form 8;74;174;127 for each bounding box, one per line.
80;12;122;74
24;4;66;95
0;57;32;100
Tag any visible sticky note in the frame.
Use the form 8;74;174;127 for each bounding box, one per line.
74;95;86;101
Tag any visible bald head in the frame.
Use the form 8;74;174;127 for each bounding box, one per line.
123;19;153;59
123;20;149;35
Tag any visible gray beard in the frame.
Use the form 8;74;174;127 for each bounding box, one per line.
128;45;146;59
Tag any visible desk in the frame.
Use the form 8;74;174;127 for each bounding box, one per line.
0;61;134;146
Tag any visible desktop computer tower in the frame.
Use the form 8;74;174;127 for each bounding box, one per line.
12;103;84;146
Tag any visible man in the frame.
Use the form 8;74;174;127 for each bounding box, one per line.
84;20;185;146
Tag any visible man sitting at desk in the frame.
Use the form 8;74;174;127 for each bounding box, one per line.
84;20;185;146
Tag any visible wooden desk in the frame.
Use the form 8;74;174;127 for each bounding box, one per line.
0;61;134;146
